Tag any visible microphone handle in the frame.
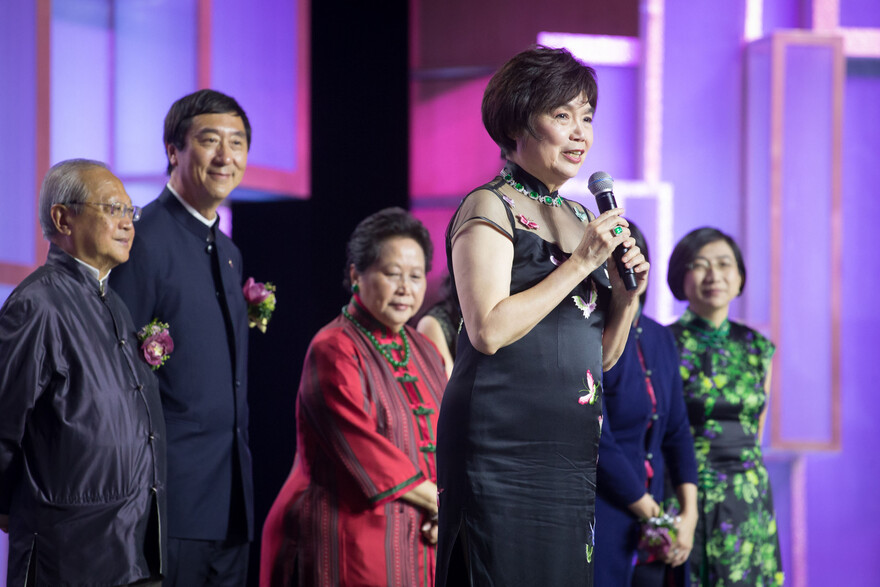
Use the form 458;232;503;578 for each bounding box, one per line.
594;193;638;291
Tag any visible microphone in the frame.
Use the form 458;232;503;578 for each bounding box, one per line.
587;171;638;291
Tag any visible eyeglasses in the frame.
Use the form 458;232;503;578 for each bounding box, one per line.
70;201;142;221
687;257;737;274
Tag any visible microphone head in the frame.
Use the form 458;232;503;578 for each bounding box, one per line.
588;171;614;196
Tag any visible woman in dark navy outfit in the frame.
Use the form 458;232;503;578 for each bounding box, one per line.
595;222;699;586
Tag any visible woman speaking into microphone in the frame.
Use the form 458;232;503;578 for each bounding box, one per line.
435;45;649;586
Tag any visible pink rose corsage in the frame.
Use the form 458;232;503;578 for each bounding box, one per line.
138;319;174;371
243;277;277;333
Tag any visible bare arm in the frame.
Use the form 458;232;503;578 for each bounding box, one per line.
453;208;635;355
600;270;647;371
757;363;773;442
416;315;454;378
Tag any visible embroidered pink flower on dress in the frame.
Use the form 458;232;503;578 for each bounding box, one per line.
578;369;599;405
138;319;174;371
243;277;277;333
517;214;539;230
502;194;515;208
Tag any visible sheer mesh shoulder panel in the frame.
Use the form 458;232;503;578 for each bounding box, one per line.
448;188;514;244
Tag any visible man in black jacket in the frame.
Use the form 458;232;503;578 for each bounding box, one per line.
111;89;254;586
0;159;166;586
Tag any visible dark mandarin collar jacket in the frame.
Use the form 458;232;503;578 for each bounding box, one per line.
110;188;253;541
0;244;166;586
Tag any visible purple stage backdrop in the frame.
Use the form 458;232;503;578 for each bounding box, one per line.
1;1;879;585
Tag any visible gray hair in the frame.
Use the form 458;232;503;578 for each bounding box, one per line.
39;158;109;240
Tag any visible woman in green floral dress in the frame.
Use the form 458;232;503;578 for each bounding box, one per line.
667;228;784;587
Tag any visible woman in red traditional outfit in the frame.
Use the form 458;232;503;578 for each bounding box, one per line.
260;208;447;587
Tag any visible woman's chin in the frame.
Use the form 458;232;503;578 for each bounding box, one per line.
381;312;413;332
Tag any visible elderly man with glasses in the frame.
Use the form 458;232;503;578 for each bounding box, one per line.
0;159;166;586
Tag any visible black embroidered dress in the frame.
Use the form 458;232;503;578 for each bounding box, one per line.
436;164;609;586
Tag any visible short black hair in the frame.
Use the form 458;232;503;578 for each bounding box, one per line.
482;45;598;158
343;207;434;290
667;227;746;301
163;89;251;174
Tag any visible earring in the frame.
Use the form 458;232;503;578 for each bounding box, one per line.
352;283;360;294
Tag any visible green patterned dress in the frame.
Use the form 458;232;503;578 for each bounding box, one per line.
669;309;784;587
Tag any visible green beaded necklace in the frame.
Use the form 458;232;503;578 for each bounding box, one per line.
342;304;411;368
501;167;564;207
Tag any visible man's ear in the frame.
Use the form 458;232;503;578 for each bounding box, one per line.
166;144;179;168
50;204;74;236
